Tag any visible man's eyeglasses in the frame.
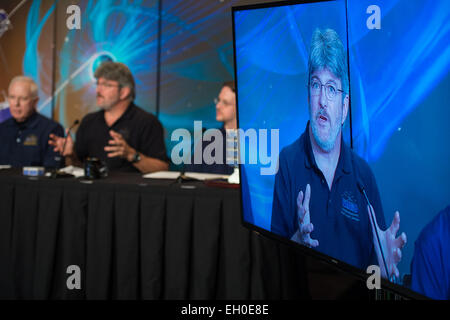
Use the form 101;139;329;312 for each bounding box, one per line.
214;98;234;107
309;79;344;100
96;81;121;89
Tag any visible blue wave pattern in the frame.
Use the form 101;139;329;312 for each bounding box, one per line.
158;0;240;149
56;0;159;125
349;0;450;162
24;1;159;122
348;0;450;282
23;0;56;118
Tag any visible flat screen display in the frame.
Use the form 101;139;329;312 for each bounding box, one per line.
233;0;450;300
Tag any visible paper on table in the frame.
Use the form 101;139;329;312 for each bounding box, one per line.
143;171;230;181
227;168;240;184
184;172;230;181
143;171;182;179
59;165;85;178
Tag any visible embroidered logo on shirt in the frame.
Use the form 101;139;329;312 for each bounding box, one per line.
341;191;360;222
23;134;38;146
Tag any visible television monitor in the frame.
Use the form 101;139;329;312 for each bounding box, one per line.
233;0;449;300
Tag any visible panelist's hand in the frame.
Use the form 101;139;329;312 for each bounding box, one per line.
104;130;135;161
367;205;407;280
49;129;74;156
291;184;319;248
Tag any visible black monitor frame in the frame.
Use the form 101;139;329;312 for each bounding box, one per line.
231;0;428;300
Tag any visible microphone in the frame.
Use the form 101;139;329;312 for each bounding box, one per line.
69;119;80;129
51;119;79;179
61;119;79;156
357;180;391;282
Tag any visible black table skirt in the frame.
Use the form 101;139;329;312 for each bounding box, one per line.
0;170;308;300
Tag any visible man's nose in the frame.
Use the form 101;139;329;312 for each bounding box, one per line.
10;98;19;107
318;85;327;108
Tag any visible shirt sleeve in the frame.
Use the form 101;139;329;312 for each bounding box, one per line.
271;150;294;238
410;238;446;299
137;116;169;163
42;122;65;168
410;209;450;300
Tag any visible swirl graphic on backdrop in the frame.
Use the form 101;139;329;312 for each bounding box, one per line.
22;0;161;123
23;0;56;118
25;0;237;129
54;0;161;124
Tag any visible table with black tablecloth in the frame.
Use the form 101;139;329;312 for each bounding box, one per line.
0;169;311;300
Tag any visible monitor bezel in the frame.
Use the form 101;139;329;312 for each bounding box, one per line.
231;0;429;300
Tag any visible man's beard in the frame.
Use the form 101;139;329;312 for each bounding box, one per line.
97;95;117;111
310;108;342;152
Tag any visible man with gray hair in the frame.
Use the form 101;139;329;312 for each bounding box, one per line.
0;76;64;168
49;62;169;173
271;28;407;281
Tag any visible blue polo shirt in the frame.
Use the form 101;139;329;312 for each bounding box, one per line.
410;206;450;300
0;112;64;168
0;107;10;122
271;122;386;270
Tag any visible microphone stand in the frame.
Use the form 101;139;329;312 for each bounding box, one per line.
358;183;392;283
51;120;79;178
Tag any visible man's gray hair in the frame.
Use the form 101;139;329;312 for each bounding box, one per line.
308;28;349;96
9;76;39;99
94;62;136;100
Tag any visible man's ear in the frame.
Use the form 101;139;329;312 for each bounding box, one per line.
119;86;131;100
342;94;349;125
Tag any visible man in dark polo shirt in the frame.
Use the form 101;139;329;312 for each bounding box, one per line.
271;28;407;280
0;76;64;168
49;62;169;173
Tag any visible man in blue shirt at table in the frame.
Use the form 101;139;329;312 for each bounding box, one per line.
410;206;450;300
0;76;64;168
271;28;407;280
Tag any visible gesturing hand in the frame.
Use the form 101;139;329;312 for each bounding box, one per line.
367;205;407;280
294;184;319;248
48;128;74;156
104;130;135;161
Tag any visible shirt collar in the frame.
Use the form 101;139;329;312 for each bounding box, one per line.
120;101;135;121
103;101;135;128
12;111;39;130
303;121;352;175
